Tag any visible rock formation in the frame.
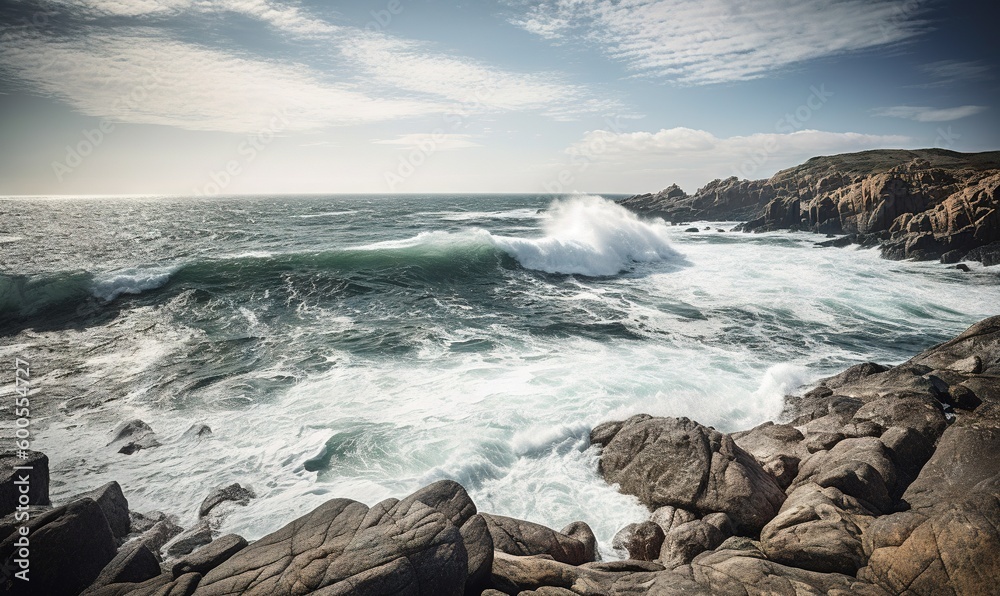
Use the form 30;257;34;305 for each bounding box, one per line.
618;149;1000;264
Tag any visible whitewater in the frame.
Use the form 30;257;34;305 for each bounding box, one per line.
1;193;997;557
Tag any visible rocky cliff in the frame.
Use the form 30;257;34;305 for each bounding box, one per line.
618;149;1000;265
5;317;1000;595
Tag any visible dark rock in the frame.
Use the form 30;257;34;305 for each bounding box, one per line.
612;521;664;561
138;518;184;557
76;481;130;540
129;510;166;535
86;572;202;596
195;495;467;596
171;533;247;577
595;416;785;534
964;241;1000;266
0;497;117;596
684;227;700;232
0;450;49;517
164;520;213;558
182;424;212;439
954;263;972;271
87;540;161;590
198;483;255;518
109;420;161;454
581;559;665;572
559;521;597;564
481;513;594;565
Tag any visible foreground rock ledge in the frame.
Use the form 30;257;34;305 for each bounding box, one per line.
4;316;999;595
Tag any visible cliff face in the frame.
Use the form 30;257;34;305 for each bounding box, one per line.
619;149;1000;264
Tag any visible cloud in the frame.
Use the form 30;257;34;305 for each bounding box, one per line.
872;105;988;122
559;127;912;189
0;29;445;133
338;33;619;118
917;60;993;87
508;0;930;85
373;133;483;151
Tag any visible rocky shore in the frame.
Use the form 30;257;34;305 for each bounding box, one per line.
4;316;1000;595
618;149;1000;265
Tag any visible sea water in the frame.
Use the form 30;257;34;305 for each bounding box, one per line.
1;193;996;555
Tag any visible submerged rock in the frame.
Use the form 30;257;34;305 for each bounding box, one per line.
198;482;256;518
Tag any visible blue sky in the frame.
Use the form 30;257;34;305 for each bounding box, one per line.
0;0;996;195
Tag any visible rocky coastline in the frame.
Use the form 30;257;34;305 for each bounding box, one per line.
3;316;999;594
618;149;1000;266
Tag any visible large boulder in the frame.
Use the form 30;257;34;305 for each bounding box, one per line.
659;514;732;567
593;416;786;534
481;513;595;565
171;534;247;578
194;494;468;595
612;521;664;561
76;482;130;540
0;450;49;517
86;540;162;591
0;497;117;596
760;483;874;575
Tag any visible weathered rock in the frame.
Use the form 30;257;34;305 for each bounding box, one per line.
87;540;162;591
481;513;594;565
195;495;467;595
109;419;161;454
76;481;130;540
649;505;698;535
395;480;493;588
660;515;732;567
171;533;247;577
86;572;202;596
612;521;664;561
805;432;845;453
139;518;184;557
559;521;597;564
862;423;1000;594
793;437;899;506
760;483;874;574
164;520;213;558
0;450;49;517
129;510;167;535
595;416;786;533
732;422;807;489
0;498;117;596
198;483;255;518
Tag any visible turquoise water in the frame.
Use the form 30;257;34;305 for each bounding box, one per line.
1;193;997;554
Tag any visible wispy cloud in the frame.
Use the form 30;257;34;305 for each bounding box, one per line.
916;60;993;87
508;0;930;85
0;29;444;133
339;33;619;118
872;105;988;122
374;133;483;150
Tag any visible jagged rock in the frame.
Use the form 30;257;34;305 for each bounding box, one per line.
0;497;117;596
594;416;786;534
109;420;161;455
86;540;161;591
183;424;212;439
760;483;874;574
198;483;255;518
0;450;49;517
481;513;594;565
194;494;467;595
129;510;167;534
612;521;664;561
171;533;247;577
138;518;184;557
76;481;130;540
164;520;213;558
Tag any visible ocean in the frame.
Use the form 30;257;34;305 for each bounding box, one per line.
1;193;997;555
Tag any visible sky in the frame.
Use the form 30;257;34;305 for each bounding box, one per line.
0;0;996;196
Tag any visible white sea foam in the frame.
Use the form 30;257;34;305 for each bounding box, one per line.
92;266;177;301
